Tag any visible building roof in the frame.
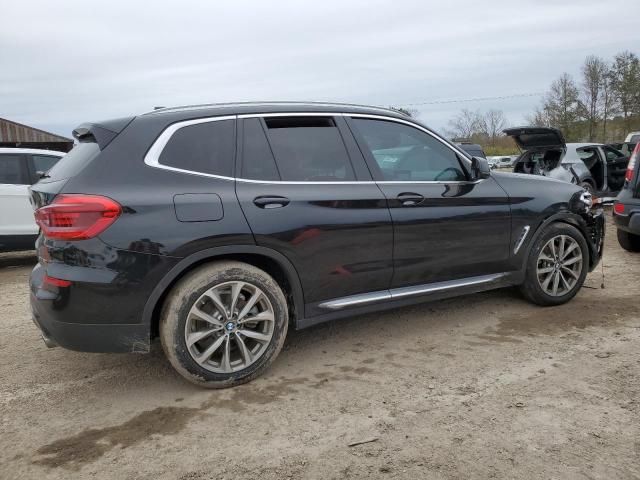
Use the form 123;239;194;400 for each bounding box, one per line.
0;117;72;143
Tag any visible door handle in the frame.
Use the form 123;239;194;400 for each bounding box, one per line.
253;195;290;209
397;192;424;206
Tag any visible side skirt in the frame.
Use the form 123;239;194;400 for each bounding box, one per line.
296;272;521;330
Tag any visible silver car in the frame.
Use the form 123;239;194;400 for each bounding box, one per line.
504;127;629;195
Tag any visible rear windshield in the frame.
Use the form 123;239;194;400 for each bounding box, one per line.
630;134;640;144
41;142;100;183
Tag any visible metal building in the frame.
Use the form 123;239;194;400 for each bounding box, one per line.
0;117;73;152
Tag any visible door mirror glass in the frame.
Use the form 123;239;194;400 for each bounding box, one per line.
471;157;491;180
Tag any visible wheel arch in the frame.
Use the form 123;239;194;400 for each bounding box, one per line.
521;211;595;271
143;246;305;338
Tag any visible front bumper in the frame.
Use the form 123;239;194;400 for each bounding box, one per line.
584;208;605;271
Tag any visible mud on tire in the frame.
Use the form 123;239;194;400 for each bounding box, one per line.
159;261;288;388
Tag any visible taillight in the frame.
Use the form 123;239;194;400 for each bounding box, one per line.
43;274;72;288
613;202;625;215
34;194;122;240
625;143;639;182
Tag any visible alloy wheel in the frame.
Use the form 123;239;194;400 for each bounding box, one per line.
184;281;275;373
536;235;583;297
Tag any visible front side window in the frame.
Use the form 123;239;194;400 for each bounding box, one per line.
263;117;355;181
351;118;466;181
0;154;25;184
159;119;235;177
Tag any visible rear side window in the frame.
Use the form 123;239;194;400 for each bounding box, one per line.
241;118;280;181
44;143;99;183
0;154;26;184
263;117;355;181
159;119;235;177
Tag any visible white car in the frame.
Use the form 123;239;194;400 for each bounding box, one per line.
625;132;640;143
0;148;65;251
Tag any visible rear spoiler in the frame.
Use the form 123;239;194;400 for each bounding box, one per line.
72;116;135;149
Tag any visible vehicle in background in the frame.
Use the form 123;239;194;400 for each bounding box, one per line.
485;156;498;168
607;142;637;157
625;132;640;144
455;142;486;159
0;148;65;251
488;156;517;169
613;143;640;252
28;102;604;388
504;127;629;196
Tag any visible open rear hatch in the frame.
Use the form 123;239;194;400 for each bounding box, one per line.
503;126;566;150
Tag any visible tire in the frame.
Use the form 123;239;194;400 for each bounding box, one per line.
617;229;640;252
160;261;288;388
580;182;594;196
520;223;589;306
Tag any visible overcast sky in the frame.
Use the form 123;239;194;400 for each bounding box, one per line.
2;0;640;138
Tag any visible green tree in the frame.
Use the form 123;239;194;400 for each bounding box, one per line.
542;73;584;141
610;51;640;132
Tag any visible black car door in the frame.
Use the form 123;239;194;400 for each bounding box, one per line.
235;114;393;317
347;115;511;288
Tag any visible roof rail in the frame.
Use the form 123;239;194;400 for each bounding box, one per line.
144;101;401;116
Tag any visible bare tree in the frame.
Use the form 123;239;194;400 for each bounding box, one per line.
581;55;607;141
610;50;640;131
482;109;507;146
526;107;551;127
447;109;483;139
601;69;617;142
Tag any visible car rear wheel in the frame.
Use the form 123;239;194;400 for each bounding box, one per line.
617;229;640;252
520;223;588;306
160;261;288;388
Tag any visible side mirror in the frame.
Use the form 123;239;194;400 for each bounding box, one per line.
471;157;491;180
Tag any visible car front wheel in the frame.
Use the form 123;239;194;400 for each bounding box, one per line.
160;261;288;388
520;223;588;306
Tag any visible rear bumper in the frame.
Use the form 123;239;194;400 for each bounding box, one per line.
28;243;178;353
30;265;150;353
613;201;640;235
30;289;150;353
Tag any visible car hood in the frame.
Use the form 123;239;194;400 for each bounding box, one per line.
492;170;579;192
503;126;566;150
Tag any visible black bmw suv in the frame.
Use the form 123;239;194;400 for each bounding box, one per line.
29;102;604;388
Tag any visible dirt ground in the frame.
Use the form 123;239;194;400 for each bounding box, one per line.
1;212;639;480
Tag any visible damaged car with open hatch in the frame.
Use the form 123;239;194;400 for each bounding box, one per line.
505;126;629;196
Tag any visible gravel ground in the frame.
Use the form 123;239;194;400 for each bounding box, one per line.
1;212;639;480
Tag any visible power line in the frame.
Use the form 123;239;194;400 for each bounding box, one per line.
398;91;544;107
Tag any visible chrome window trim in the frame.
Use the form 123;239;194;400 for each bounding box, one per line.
144;115;237;181
144;111;478;185
318;273;506;310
